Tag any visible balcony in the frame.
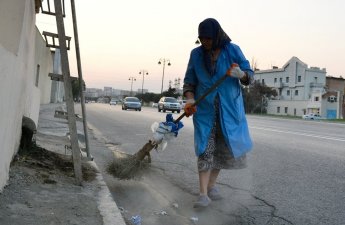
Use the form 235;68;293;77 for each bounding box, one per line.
310;82;324;88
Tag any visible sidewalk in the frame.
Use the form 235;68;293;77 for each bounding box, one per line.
0;103;127;225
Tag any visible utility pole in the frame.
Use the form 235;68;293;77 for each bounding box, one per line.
70;0;91;160
139;70;148;99
54;0;82;185
158;58;171;94
129;77;136;96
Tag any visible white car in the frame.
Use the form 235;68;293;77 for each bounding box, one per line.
158;97;181;113
178;100;187;108
302;113;322;120
122;97;142;111
109;100;117;105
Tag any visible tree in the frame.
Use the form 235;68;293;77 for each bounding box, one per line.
72;79;81;100
242;81;277;114
136;92;161;104
135;87;182;105
162;86;180;99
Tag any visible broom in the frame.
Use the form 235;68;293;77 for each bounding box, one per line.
108;74;229;179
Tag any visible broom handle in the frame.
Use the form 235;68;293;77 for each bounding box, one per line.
174;74;228;123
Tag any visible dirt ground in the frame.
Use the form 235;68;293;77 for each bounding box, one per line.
0;143;103;225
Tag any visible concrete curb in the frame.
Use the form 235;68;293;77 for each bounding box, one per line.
37;103;127;225
87;161;126;225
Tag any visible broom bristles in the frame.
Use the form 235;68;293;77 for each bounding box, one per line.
106;140;156;179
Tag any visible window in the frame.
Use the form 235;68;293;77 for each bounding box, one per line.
297;76;301;82
274;78;277;83
314;96;319;101
277;107;280;113
279;77;283;82
286;77;289;83
262;79;265;85
328;96;337;102
287;90;290;96
295;90;299;96
285;107;288;113
35;64;40;87
314;77;318;83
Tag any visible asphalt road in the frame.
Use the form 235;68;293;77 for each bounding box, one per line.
78;103;345;225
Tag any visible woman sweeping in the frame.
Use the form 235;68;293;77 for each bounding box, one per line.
183;18;254;208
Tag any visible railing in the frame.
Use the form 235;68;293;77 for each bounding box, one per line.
310;82;324;88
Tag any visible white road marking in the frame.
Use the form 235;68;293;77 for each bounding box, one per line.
250;126;345;142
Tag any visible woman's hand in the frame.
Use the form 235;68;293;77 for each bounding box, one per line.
184;99;197;117
226;63;245;79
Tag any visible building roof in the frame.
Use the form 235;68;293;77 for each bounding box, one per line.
254;56;326;74
326;76;345;81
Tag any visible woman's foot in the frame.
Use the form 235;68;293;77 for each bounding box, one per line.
193;194;211;208
207;186;222;200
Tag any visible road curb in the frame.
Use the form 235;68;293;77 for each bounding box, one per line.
86;161;126;225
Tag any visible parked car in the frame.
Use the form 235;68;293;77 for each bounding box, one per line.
178;100;187;108
152;102;158;108
109;99;117;105
122;97;141;111
302;113;322;120
158;97;181;113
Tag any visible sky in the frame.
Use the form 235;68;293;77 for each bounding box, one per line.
36;0;345;93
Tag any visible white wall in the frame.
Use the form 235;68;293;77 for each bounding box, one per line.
50;49;65;103
35;27;54;104
268;100;309;116
0;0;53;191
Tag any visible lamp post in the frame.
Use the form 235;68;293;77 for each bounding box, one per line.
139;70;149;98
158;58;171;94
128;76;136;96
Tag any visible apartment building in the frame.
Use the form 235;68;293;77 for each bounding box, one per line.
255;57;327;116
85;87;139;99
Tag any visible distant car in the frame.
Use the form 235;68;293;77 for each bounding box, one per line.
122;97;141;111
302;113;322;120
158;97;181;113
109;99;117;105
152;102;158;108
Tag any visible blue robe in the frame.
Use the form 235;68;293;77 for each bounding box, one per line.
184;42;254;158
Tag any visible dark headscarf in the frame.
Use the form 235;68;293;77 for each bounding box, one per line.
198;18;231;74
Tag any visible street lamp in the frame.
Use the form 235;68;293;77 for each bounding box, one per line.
139;70;149;98
128;77;136;96
158;58;171;94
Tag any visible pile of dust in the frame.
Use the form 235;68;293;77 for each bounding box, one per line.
106;141;157;180
106;157;150;180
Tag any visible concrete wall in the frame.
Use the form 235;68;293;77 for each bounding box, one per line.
35;27;54;104
267;100;309;116
0;0;53;191
50;49;65;103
